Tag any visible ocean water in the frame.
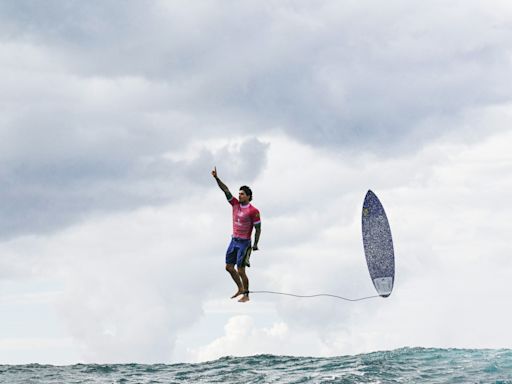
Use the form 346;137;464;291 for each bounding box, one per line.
1;348;511;383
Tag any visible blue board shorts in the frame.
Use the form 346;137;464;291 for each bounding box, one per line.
226;237;252;268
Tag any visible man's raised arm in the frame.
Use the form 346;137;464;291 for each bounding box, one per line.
211;166;233;201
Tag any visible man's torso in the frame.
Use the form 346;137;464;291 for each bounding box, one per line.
229;197;260;239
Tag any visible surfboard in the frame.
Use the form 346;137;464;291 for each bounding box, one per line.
362;190;395;297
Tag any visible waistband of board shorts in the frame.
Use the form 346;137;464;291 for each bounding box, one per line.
232;236;251;242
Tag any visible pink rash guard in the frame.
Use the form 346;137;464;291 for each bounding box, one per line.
229;197;261;240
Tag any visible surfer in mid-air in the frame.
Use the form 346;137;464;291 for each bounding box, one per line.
212;167;261;303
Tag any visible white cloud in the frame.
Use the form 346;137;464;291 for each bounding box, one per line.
0;191;230;363
1;0;512;365
1;124;512;363
187;126;512;360
189;315;329;362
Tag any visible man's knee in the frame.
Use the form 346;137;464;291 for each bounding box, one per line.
237;267;246;276
225;264;235;273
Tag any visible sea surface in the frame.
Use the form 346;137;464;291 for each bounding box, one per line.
1;348;511;383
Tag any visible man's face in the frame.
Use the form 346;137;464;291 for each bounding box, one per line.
239;190;250;204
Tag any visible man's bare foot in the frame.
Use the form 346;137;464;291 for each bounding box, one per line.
231;290;243;299
238;295;250;303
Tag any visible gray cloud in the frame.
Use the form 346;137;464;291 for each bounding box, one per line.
2;1;512;364
1;0;510;238
0;134;268;239
3;1;510;143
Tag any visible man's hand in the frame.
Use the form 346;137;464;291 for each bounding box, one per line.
252;245;259;251
211;166;218;179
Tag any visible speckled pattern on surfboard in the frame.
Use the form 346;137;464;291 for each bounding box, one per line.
362;190;395;297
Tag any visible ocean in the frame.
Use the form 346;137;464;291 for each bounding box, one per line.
1;348;511;383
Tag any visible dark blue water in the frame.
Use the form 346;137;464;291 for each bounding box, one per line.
1;348;511;383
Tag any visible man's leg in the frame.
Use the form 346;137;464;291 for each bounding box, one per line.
237;266;250;302
225;264;244;298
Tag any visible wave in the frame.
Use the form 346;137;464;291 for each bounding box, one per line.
1;347;511;383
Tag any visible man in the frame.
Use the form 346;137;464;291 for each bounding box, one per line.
212;166;261;303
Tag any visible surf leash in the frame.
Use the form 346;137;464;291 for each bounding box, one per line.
248;290;381;301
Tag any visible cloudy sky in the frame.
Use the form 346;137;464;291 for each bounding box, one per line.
1;0;512;364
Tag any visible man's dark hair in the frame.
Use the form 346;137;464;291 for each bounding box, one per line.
239;185;253;201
